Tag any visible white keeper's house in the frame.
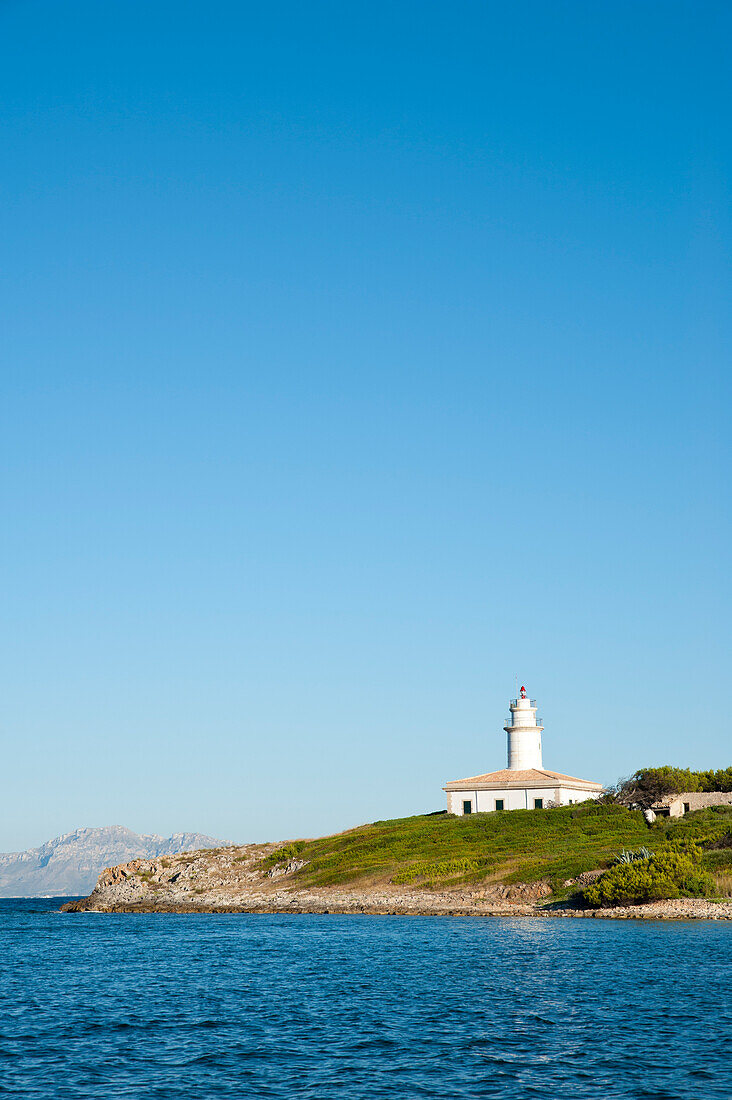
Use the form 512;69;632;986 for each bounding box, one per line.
444;686;604;814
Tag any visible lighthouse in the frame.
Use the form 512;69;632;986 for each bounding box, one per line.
443;685;604;814
504;685;543;770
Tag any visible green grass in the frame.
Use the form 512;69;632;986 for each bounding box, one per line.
713;873;732;897
391;857;495;885
262;803;732;895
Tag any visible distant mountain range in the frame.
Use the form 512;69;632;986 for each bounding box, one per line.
0;826;227;897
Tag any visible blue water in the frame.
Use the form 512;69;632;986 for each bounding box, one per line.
2;899;730;1098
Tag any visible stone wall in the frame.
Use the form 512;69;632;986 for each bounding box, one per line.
666;792;732;817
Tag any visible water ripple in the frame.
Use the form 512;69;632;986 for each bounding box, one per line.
0;901;729;1098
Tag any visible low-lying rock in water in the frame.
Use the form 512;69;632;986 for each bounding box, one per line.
558;898;732;920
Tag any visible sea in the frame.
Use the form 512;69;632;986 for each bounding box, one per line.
1;898;730;1099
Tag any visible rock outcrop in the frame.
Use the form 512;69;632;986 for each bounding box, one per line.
62;843;550;915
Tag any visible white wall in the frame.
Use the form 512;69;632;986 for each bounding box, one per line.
448;786;601;815
506;727;543;770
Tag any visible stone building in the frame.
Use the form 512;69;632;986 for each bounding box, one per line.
649;791;732;818
444;687;603;815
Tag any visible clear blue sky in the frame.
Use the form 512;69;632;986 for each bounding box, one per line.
1;1;730;850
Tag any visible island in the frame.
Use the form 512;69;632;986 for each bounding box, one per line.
64;798;732;920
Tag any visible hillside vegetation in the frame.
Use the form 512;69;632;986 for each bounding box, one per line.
265;802;732;897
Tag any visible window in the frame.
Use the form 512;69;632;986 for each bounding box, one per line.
462;800;472;815
495;799;504;811
534;798;543;809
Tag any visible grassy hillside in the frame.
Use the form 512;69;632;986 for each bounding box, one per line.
265;802;732;896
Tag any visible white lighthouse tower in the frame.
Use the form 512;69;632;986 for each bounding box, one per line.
504;685;543;770
443;684;604;814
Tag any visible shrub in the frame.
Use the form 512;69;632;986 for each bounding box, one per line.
261;841;306;869
707;830;732;850
584;847;714;908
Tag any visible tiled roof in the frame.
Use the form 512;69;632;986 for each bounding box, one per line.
443;768;603;792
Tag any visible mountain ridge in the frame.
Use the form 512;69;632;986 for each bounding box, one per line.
0;825;227;897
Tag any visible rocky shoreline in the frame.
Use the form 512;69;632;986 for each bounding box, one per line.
61;842;732;921
63;893;732;921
